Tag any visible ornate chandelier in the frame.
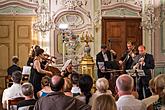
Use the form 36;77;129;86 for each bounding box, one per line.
33;2;54;33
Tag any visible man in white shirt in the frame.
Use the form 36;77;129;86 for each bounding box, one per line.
2;71;23;109
116;74;146;110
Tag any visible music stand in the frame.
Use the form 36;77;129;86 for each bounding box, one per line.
126;69;145;91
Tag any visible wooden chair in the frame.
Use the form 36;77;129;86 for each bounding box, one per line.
5;76;13;88
8;97;25;110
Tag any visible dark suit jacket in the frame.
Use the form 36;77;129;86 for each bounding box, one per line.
96;50;118;70
7;64;22;76
120;51;134;70
132;53;155;83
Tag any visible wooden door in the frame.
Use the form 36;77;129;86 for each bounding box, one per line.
102;18;142;60
0;20;15;88
0;16;35;88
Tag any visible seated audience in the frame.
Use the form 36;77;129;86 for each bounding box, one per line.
7;56;22;76
116;74;146;110
89;77;112;105
2;71;23;109
17;83;36;110
7;56;22;87
33;75;91;110
153;74;165;110
142;78;159;108
61;59;73;77
64;77;73;97
37;76;52;98
92;94;117;110
70;73;81;96
75;74;93;104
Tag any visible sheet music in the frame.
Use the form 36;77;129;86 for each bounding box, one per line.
22;66;31;75
126;69;145;77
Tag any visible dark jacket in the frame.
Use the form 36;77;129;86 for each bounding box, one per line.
7;64;22;76
33;92;91;110
96;50;118;70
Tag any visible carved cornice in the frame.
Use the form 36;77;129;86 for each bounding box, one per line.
0;0;37;9
101;2;141;12
0;0;38;15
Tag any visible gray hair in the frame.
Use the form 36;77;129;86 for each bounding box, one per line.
96;78;109;93
22;82;34;96
116;74;134;92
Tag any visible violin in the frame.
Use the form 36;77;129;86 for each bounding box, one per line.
43;53;56;64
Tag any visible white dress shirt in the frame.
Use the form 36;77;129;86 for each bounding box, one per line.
102;52;108;61
2;83;23;109
116;95;146;110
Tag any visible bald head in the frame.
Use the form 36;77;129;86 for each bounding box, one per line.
116;74;134;92
50;75;64;92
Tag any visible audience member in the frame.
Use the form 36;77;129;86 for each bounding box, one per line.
33;75;91;110
7;56;22;76
64;77;73;97
142;78;159;108
76;74;93;104
17;82;36;110
92;94;117;110
153;74;165;110
37;76;52;98
89;77;112;105
70;73;81;96
2;71;23;109
116;74;146;110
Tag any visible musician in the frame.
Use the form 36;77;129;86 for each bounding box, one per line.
27;45;40;66
119;41;136;72
96;44;118;79
29;48;52;99
131;45;155;100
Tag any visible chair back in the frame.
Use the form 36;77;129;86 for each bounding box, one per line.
8;97;25;110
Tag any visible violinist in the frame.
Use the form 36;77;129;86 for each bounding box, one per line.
119;41;136;72
29;48;52;99
131;45;155;99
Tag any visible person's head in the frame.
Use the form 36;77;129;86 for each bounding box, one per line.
92;94;117;110
41;76;50;87
63;78;72;92
154;74;165;97
138;45;146;55
127;41;133;51
101;44;107;53
149;78;156;94
12;56;19;64
22;83;34;97
70;73;80;85
116;74;134;95
12;71;22;84
79;74;93;104
50;75;64;92
96;78;109;93
35;48;44;57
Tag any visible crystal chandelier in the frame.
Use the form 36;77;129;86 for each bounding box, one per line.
33;1;54;33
